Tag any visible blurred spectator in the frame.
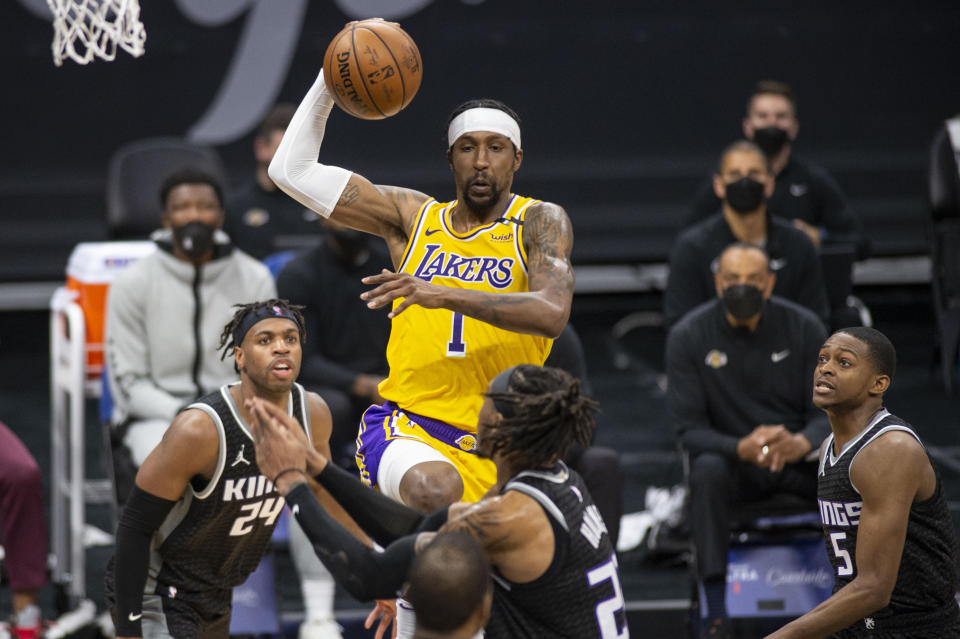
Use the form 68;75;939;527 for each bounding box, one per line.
685;80;867;258
105;168;276;480
0;420;47;639
928;114;960;392
665;243;828;638
930;114;960;221
225;104;324;261
664;140;829;329
276;222;392;467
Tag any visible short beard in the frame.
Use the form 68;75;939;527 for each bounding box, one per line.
461;183;502;217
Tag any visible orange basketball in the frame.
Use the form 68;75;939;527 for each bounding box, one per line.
323;19;423;120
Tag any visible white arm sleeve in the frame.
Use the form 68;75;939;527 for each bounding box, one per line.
268;70;353;218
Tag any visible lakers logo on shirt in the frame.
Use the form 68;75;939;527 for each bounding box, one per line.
705;349;728;369
412;244;515;289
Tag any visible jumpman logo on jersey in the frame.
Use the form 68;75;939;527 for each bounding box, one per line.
232;444;251;467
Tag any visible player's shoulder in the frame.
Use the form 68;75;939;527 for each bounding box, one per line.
164;407;221;455
304;389;331;415
854;423;926;472
523;200;572;239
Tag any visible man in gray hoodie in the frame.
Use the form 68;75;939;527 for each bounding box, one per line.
105;167;276;473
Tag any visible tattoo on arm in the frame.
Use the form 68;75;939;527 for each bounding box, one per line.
337;183;360;208
525;203;575;298
441;506;512;550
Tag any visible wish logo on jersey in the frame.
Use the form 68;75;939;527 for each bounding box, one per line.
412;244;515;289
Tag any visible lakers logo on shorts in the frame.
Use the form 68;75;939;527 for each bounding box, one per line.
454;434;477;452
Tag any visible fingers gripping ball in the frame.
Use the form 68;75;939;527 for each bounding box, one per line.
323;18;423;120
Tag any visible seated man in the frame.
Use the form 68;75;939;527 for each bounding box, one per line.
225;104;324;261
276;221;392;467
664;140;829;329
665;243;829;638
685;80;866;257
105;168;276;481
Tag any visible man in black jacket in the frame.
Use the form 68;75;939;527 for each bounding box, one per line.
685;80;865;257
666;243;829;638
664;140;829;329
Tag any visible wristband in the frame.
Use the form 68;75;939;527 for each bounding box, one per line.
273;467;306;486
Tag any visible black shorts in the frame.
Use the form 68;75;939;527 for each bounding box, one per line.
831;603;960;639
105;560;232;639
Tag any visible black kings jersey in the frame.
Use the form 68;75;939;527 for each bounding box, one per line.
485;462;629;639
818;409;960;634
146;382;312;608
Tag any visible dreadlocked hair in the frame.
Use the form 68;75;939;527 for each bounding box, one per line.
218;299;306;373
485;365;599;470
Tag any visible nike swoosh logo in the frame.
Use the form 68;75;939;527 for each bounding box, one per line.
769;258;787;270
771;349;791;363
128;613;143;621
424;228;441;236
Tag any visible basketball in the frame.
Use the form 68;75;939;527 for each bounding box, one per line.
323;19;423;120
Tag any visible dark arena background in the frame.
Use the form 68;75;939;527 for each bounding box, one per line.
1;1;959;637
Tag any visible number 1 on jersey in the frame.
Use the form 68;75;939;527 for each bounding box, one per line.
447;312;466;357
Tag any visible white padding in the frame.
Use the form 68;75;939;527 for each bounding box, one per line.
447;107;521;150
377;438;454;502
268;70;353;218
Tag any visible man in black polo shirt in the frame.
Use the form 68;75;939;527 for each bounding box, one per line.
685;80;866;257
664;140;829;328
666;243;829;638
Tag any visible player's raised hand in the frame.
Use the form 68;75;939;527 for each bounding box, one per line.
252;398;330;476
360;269;446;318
364;599;397;639
246;397;307;492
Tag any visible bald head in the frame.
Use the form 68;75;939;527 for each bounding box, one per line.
713;243;776;323
405;533;492;635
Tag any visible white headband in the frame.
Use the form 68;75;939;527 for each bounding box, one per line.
447;107;521;150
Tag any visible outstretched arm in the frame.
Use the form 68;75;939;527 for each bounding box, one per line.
765;431;933;639
360;201;575;338
440;490;555;584
267;69;429;255
250;398;447;546
114;411;220;639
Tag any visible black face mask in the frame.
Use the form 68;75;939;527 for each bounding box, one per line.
172;221;216;261
752;126;789;156
330;228;369;256
721;284;765;320
724;177;766;214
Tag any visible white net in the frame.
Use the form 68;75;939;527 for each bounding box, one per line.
47;0;146;66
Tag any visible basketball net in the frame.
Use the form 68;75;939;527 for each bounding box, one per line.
46;0;146;66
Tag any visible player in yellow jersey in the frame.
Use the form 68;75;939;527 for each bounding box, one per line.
268;70;574;520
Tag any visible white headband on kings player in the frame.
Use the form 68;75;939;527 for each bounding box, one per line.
447;107;521;150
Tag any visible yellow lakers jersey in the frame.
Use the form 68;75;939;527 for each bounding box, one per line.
378;194;553;432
